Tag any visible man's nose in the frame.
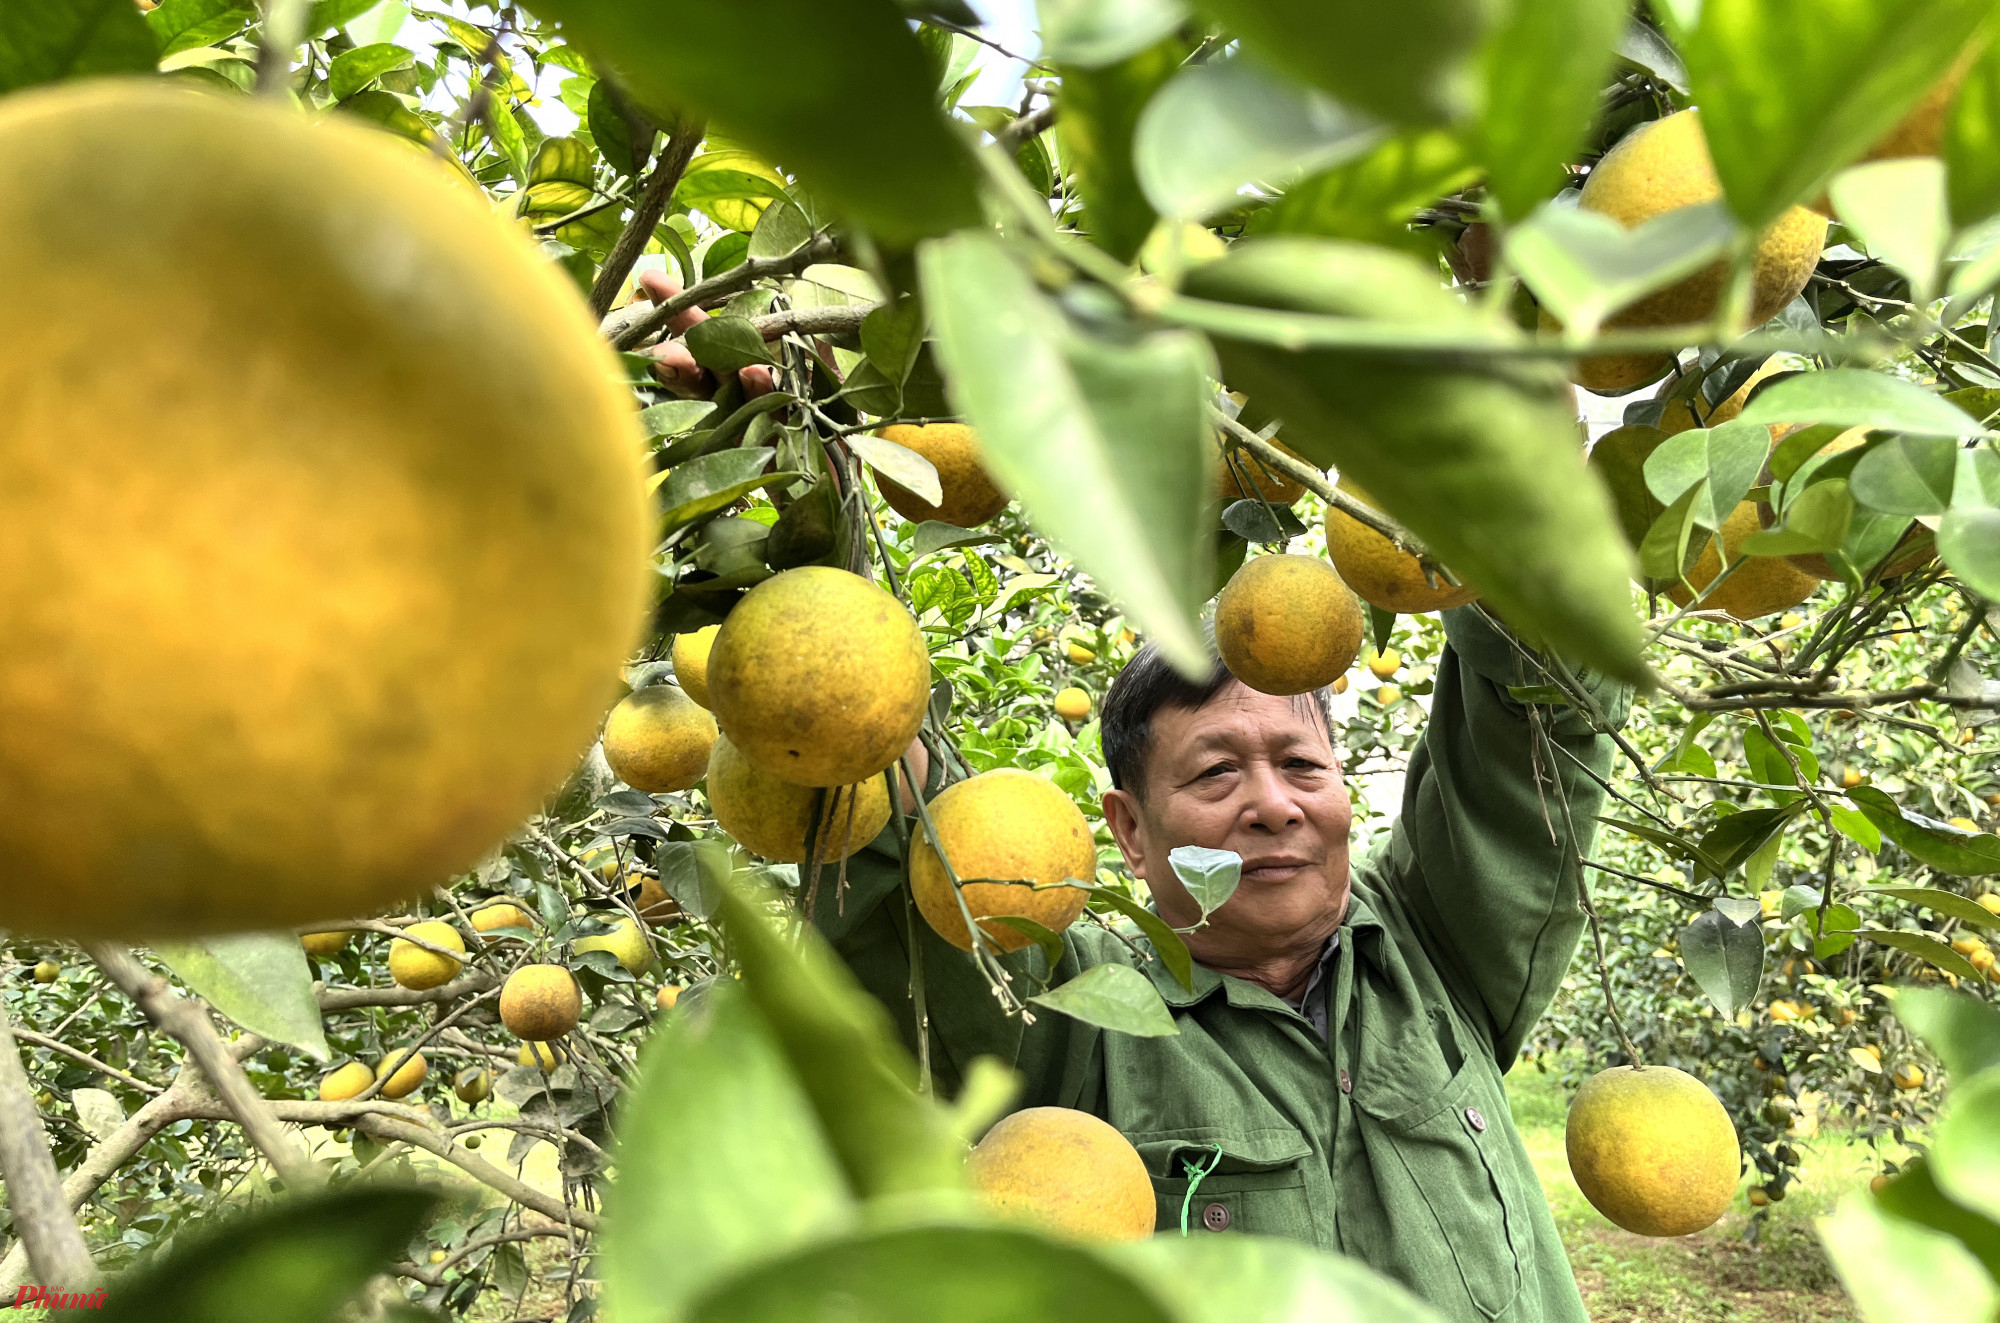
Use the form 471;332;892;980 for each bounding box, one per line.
1239;763;1303;832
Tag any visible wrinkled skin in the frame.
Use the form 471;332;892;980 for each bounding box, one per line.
1103;683;1352;1000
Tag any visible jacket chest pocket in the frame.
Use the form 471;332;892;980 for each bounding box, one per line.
1355;1056;1528;1320
1133;1128;1316;1240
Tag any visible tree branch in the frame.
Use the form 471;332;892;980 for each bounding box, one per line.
389;1225;574;1289
0;1000;95;1290
317;969;499;1012
751;302;876;343
7;1028;162;1095
85;945;320;1189
996;103;1056;148
350;1113;601;1232
587;113;707;321
1209;407;1433;558
606;234;842;350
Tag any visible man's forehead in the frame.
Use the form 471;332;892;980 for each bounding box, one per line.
1152;682;1335;758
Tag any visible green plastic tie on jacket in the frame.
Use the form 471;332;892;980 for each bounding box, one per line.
1178;1144;1225;1236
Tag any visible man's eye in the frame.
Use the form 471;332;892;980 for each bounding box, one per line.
1199;764;1232;779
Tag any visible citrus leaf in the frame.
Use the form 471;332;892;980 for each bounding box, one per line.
1818;1192;1999;1323
99;1186;440;1323
1836;929;1982;982
1105;1233;1450;1323
1132;55;1382;221
1737;369;1985;439
684;315;779;372
1831;157;1950;302
1030;963;1180;1037
519;0;981;244
1939;506;2000;599
1849;786;2000;876
1508;200;1735;336
688;1223;1174;1323
1933;1071;2000;1227
921;231;1215;675
1870;1157;2000;1288
1678;907;1765;1017
1184;0;1489;127
1850;435;1959;516
1037;0;1188;68
909;521;1008;562
984;914;1067;971
1893;986;2000;1080
1864;886;2000;933
1076;885;1194;991
1168;845;1241;917
1947;36;2000;228
847;432;942;507
1680;0;1994;228
0;0;157;91
1058;36;1179;262
154;934;329;1061
1472;0;1624;222
599;982;854;1323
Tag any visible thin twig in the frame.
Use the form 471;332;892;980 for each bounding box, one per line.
7;1027;162;1095
587;113;707;320
608;235;843;350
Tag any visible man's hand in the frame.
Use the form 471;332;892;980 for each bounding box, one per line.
637;268;777;401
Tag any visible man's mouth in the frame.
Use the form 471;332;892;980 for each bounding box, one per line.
1239;856;1313;882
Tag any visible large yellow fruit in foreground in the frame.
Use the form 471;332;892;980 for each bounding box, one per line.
707;734;891;864
1668;503;1819;621
708;568;930;787
910;769;1095;952
601;684;717;792
1214;554;1363;696
1324;480;1478;614
967;1107;1155;1243
671;626;720;709
500;964;581;1041
1566;1065;1739;1237
0;85;649;939
874;424;1008;528
1562;111;1827;394
389;920;466;990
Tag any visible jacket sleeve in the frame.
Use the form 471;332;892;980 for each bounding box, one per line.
1373;605;1631;1066
806;830;1071;1101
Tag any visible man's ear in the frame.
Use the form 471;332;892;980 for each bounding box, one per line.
1102;788;1151;883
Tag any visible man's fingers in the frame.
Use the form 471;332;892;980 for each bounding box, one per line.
636;267;710;336
740;365;776;399
646;341;715;400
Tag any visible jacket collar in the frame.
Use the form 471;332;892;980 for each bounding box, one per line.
1142;888;1387;1011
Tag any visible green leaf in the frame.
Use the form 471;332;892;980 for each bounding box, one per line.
639;399;718;440
1037;0;1188;67
1738;369;1985;438
1769;422;1849;485
747;196;813;260
985;914;1069;971
1472;0;1625;223
1838;928;1983;982
1818;1193;2000;1323
848;432;943;506
657;450;803;535
1893;986;2000;1080
1105;1233;1450;1322
1743;475;1854;556
154;934;330;1061
1078;885;1194;991
860;299;926;390
147;0;252;59
689;1223;1175;1323
1029;962;1180;1037
1830;801;1882;853
326;41;413;101
1933;1070;2000;1226
1850;435;1959;516
1680;0;1995;228
599;982;854;1323
1864;886;2000;934
1058;37;1180;262
1678;907;1766;1017
1872;1156;2000;1287
1603;815;1725;880
1947;37;2000;228
1940;506;2000;599
306;0;384;38
0;0;157;92
1509;201;1737;338
1809;903;1861;959
518;0;981;244
1850;786;2000;876
1259;129;1477;249
715;875;967;1198
99;1186;439;1323
1185;0;1490;126
1639;482;1706;581
921;231;1215;674
1168;845;1241;916
684;315;779;373
587;77;653;178
1831;157;1950;302
910;521;1009;562
1182;237;1646;683
1698;804;1804;874
1132;56;1382;221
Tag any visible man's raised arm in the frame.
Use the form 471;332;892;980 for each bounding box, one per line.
1372;604;1634;1064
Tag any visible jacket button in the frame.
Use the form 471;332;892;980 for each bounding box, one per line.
1466;1106;1487;1133
1202;1202;1231;1232
1338;1069;1352;1094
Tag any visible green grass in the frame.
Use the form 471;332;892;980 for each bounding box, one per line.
1505;1065;1911;1323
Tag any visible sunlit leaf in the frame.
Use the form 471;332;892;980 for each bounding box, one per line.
1818;1193;2000;1323
1831;157;1950;302
1893;986;2000;1080
1258;129;1476;249
1472;0;1625;222
155;934;330;1061
1738;369;1984;438
1060;37;1180;261
1037;0;1188;68
1509;201;1736;337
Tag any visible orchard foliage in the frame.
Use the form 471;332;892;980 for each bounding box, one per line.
0;0;1998;1320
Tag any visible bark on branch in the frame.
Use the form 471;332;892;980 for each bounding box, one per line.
0;1001;96;1291
588;113;707;321
604;233;843;350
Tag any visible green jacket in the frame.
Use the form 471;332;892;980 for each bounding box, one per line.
812;607;1627;1323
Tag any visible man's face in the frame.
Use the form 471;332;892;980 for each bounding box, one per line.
1102;681;1353;970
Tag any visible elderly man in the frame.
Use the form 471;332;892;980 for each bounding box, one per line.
812;604;1626;1323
